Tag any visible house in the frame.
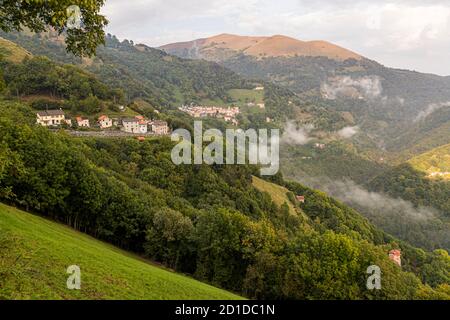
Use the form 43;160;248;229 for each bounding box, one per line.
254;86;264;91
389;250;402;267
122;118;140;133
36;109;70;127
150;120;169;135
138;120;148;134
98;115;113;129
76;117;90;127
257;103;265;109
296;195;305;203
315;143;326;150
136;136;146;142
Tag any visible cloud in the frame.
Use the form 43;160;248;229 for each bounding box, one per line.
321;76;383;100
337;126;359;139
414;101;450;122
281;121;314;145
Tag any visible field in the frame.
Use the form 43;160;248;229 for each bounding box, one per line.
228;89;264;106
0;203;243;300
199;88;265;108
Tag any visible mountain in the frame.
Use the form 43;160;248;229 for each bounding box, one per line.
159;33;362;61
161;34;450;254
161;34;450;157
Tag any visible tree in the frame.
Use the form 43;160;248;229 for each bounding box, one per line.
0;0;108;57
144;208;194;269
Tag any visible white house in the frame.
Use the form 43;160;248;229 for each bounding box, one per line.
150;120;169;135
122;118;139;133
98;115;113;129
138;120;148;134
122;117;149;134
76;116;90;127
36;109;71;127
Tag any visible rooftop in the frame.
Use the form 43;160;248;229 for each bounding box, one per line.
37;109;65;116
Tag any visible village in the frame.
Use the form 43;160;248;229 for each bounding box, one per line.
35;109;170;138
179;104;240;126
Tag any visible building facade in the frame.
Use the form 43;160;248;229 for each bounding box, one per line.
98;115;113;128
76;117;90;127
36;109;70;127
150;120;169;135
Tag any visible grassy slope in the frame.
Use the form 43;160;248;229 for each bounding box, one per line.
408;143;450;180
0;37;32;63
252;176;299;217
0;203;243;300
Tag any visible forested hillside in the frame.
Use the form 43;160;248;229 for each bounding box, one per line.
0;32;252;107
1;99;449;299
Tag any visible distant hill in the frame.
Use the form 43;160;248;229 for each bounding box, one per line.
0;203;242;300
160;33;362;61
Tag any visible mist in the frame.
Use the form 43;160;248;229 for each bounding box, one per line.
414;101;450;122
289;174;450;250
337;126;359;139
321;76;383;100
281;121;314;145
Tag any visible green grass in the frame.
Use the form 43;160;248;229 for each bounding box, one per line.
229;89;264;106
0;37;32;63
199;89;265;108
0;203;243;300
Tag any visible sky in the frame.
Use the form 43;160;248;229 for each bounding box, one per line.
101;0;450;76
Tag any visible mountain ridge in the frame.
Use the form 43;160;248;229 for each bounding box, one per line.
159;33;363;61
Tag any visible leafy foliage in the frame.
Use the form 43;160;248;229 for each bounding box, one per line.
0;0;107;56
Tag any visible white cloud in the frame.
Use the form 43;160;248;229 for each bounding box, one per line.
101;0;450;75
